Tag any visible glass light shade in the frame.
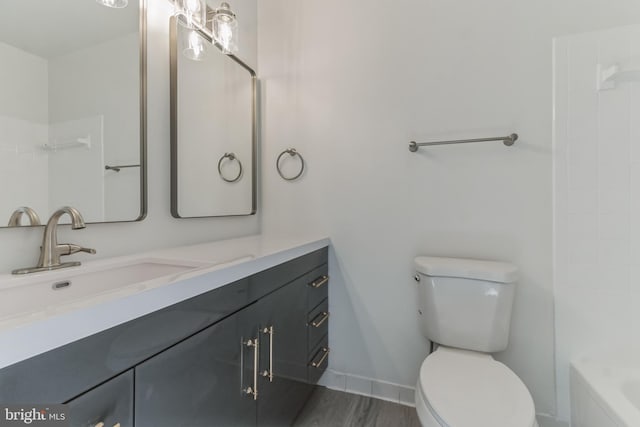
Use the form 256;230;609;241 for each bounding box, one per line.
175;0;206;28
96;0;128;8
181;29;207;61
212;2;238;54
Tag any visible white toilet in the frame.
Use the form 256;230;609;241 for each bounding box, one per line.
413;256;538;427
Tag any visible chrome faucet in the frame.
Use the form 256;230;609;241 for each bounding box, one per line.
7;207;41;227
12;207;96;275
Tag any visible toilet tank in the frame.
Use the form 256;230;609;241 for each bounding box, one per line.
415;256;518;353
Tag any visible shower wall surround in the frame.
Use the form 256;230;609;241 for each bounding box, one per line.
0;42;49;221
0;35;140;223
48;34;140;222
554;24;640;421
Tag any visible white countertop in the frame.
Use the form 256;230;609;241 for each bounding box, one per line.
0;234;330;370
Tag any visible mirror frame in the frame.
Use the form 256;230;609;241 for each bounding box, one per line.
137;0;148;223
169;15;257;219
126;0;148;224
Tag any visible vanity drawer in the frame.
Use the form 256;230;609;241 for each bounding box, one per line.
250;247;328;301
307;266;329;310
66;370;133;427
307;338;329;384
307;299;329;353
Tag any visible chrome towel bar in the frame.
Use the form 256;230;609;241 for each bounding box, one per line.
105;164;141;172
409;133;518;152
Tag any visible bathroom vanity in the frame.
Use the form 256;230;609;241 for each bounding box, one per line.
0;236;330;427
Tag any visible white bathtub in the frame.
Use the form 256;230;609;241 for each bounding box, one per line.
571;357;640;427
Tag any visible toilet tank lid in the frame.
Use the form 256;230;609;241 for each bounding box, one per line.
414;256;518;283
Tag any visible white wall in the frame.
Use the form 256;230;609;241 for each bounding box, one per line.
48;116;105;222
258;0;640;421
554;24;640;421
0;0;259;274
0;42;49;223
48;33;140;222
0;42;48;124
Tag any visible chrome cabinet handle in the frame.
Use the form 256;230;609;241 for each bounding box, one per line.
93;419;120;426
261;326;274;382
310;275;329;289
243;338;259;400
310;347;330;369
310;312;329;328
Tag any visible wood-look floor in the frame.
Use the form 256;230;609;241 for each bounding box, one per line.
293;387;421;427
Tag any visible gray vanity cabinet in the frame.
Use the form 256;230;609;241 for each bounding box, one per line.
254;274;314;427
135;307;257;427
135;271;318;427
0;247;329;427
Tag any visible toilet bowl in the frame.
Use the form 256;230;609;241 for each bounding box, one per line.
415;347;538;427
412;256;537;427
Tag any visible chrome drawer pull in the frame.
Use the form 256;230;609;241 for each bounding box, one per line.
243;338;259;400
310;347;330;368
261;326;274;382
310;275;329;288
310;311;329;328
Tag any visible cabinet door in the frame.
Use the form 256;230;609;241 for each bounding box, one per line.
135;310;257;427
254;278;313;427
67;370;133;427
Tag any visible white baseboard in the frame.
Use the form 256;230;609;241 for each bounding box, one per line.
318;369;569;427
318;369;416;407
536;414;570;427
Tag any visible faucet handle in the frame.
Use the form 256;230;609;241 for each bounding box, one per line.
64;244;97;255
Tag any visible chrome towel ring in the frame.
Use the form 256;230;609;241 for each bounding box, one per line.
276;148;305;181
217;152;243;183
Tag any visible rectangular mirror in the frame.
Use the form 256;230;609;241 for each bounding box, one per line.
170;14;256;218
0;0;147;227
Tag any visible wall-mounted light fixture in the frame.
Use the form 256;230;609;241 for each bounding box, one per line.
211;2;238;54
182;28;207;60
175;0;205;27
96;0;129;8
173;0;239;59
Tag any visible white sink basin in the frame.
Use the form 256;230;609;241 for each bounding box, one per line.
0;258;210;324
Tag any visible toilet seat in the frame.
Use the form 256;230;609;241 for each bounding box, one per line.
416;347;536;427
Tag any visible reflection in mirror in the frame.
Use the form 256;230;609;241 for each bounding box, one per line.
7;207;42;227
0;0;146;227
170;16;256;218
